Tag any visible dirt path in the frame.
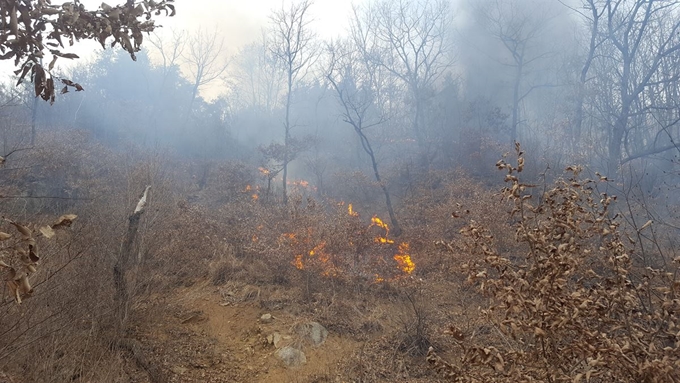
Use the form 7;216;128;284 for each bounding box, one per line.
133;283;361;383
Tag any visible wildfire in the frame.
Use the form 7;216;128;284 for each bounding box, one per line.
371;215;394;244
284;206;415;281
288;180;310;188
294;254;304;270
371;216;389;235
258;167;270;176
376;237;395;244
291;241;337;276
243;184;260;201
394;242;415;274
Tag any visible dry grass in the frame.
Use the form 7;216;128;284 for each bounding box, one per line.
1;132;678;382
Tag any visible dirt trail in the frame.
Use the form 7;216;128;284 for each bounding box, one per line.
133;283;361;383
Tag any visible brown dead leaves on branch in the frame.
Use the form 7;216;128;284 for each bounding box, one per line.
0;214;76;303
1;0;175;102
431;143;680;382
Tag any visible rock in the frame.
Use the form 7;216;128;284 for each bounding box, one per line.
260;313;273;323
267;332;283;348
276;346;306;367
295;321;328;346
170;366;188;375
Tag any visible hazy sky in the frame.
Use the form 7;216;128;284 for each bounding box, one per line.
1;0;363;97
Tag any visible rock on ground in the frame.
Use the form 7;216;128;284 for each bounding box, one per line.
276;346;307;367
294;322;328;347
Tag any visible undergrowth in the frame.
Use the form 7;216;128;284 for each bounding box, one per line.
429;144;680;382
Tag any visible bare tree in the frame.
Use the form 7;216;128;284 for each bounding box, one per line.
269;0;317;205
183;28;229;113
564;0;680;174
148;29;187;79
229;31;285;113
326;39;403;236
559;0;607;150
356;0;453;169
472;0;559;146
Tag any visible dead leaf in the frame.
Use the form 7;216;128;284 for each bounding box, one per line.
52;214;77;229
39;225;55;239
10;221;32;239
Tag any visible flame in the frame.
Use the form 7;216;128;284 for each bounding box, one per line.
371;216;389;235
252;194;259;201
259;167;270;176
348;204;359;217
375;237;395;244
293;254;304;270
372;215;393;244
252;235;258;242
244;185;252;192
374;275;385;283
292;241;337;276
309;242;325;256
394;242;415;274
288;180;310;187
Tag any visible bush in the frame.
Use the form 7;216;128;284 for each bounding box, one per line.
429;145;680;382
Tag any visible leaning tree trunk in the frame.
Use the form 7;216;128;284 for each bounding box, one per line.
113;186;150;325
112;186;167;382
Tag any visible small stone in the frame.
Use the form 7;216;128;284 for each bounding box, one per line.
273;332;282;348
260;313;273;323
295;321;328;346
170;366;188;375
276;346;306;367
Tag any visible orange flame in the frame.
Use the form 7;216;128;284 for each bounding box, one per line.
372;215;393;244
252;194;259;201
375;237;395;244
244;184;252;192
371;216;389;234
258;167;270;176
394;242;415;274
288;180;310;187
348;204;359;217
293;254;304;270
309;241;326;256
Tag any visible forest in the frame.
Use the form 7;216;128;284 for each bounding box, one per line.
0;0;679;382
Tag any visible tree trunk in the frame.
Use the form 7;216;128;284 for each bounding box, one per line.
511;62;523;145
363;132;402;237
282;72;293;205
608;112;628;175
113;186;150;325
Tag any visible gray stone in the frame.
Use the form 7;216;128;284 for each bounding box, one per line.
266;332;282;348
295;321;328;346
260;313;273;323
170;366;188;375
275;346;306;367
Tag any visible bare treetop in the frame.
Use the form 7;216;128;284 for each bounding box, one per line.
269;0;318;86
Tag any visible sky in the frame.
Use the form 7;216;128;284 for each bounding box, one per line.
1;0;364;97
